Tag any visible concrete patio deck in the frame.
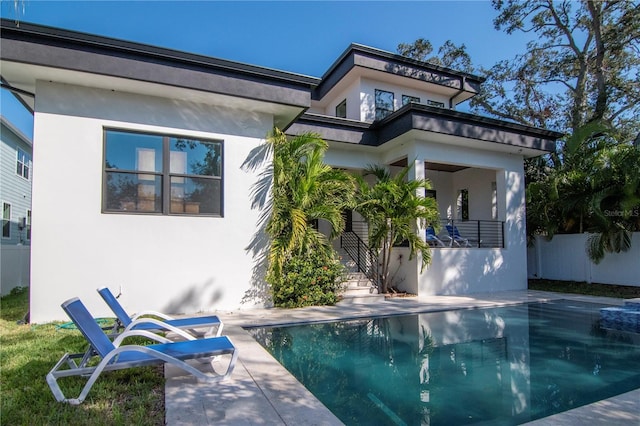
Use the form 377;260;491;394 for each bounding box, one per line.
164;291;640;425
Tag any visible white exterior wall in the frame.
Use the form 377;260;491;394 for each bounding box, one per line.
360;78;450;122
528;233;640;286
327;79;361;120
325;134;527;297
427;168;497;221
30;82;272;322
452;168;498;221
409;142;525;296
425;170;454;219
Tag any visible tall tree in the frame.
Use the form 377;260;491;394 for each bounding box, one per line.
527;122;640;262
397;1;639;139
473;0;640;138
397;38;475;73
356;165;440;294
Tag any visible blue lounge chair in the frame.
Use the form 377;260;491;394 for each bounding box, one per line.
97;287;223;338
445;225;473;247
426;226;445;247
47;297;238;405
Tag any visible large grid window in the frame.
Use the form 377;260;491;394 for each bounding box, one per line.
16;148;31;180
103;129;223;216
375;89;394;120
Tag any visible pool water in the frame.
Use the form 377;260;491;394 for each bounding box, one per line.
248;300;640;425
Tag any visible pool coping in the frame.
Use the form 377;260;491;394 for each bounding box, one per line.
164;290;640;425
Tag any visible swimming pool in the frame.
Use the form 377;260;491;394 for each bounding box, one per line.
248;300;640;425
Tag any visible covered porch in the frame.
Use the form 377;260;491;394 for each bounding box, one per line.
287;103;561;298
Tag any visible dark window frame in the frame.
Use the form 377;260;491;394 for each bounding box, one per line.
402;95;420;105
458;188;469;220
427;99;445;108
335;99;347;118
375;89;395;120
102;128;224;217
2;202;11;239
26;209;31;240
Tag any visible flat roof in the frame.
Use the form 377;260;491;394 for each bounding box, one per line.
289;103;562;157
0;19;318;129
313;43;485;103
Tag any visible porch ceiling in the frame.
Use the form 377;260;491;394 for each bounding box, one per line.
390;158;468;173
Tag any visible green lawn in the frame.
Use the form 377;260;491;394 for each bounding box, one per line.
0;288;164;425
529;279;640;299
3;280;637;424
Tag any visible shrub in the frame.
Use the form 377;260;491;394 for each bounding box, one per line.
269;251;346;308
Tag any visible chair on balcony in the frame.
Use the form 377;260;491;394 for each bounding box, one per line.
444;225;474;247
426;226;445;247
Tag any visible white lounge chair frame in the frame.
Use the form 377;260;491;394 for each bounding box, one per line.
47;297;237;405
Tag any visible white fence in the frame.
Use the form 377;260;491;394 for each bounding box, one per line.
1;245;31;295
527;233;640;286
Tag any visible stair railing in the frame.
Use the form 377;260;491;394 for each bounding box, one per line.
340;230;380;293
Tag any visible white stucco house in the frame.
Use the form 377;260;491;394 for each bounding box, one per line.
0;115;33;295
0;19;561;322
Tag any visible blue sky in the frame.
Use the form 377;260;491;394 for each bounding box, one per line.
1;1;532;139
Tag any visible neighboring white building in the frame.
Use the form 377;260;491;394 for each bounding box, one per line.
0;20;561;322
0;115;32;295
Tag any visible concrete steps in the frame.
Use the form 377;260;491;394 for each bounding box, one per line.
337;267;384;306
335;245;384;305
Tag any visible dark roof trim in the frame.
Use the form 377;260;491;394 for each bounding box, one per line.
314;44;485;101
0;19;320;87
288;114;378;146
289;105;562;153
326;44;485;83
380;103;564;140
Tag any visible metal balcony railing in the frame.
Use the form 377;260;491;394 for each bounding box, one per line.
430;219;505;248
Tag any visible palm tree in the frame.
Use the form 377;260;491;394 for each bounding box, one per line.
527;121;640;263
586;142;640;263
265;129;355;282
356;165;439;294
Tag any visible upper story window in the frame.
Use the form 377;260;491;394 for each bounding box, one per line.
103;129;223;216
16;148;31;180
335;99;347;118
427;100;445;108
2;202;11;239
402;95;420;105
375;89;394;120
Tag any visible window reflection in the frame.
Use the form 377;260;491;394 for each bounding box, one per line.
104;130;222;216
